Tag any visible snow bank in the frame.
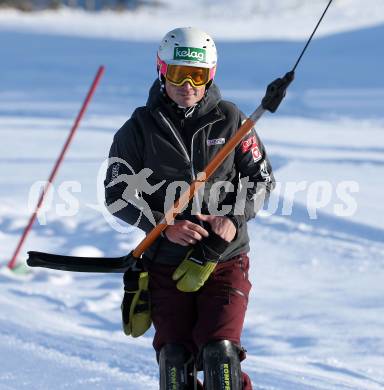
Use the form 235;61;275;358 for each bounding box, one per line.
0;0;383;41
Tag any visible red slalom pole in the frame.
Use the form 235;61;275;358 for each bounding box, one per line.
7;65;105;270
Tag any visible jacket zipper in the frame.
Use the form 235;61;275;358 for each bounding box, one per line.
158;111;223;218
158;111;222;181
158;111;190;163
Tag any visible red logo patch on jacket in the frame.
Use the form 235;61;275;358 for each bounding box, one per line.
242;135;262;162
241;135;257;153
251;146;262;161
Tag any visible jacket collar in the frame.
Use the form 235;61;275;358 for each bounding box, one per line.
146;80;226;163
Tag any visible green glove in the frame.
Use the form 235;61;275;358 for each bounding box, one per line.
121;265;152;337
172;254;217;292
172;231;230;292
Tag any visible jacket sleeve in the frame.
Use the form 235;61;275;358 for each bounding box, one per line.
104;112;164;234
229;112;276;229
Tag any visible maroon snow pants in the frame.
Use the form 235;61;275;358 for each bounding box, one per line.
148;253;253;390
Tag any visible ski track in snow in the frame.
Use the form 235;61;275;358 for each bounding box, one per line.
1;8;384;390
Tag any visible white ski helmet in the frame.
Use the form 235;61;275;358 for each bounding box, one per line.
157;27;217;84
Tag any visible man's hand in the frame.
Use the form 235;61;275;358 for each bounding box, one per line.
196;214;236;242
172;219;232;292
164;220;209;246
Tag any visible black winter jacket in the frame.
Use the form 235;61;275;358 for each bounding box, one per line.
104;80;275;265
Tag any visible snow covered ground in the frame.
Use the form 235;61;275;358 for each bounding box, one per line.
1;2;384;389
1;0;384;40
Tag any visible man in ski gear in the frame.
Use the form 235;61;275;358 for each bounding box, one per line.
105;26;275;390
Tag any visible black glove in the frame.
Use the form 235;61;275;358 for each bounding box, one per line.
262;71;295;113
189;229;231;264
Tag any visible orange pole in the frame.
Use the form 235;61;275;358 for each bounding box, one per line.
132;107;265;258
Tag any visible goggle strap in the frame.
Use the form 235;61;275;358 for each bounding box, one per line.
209;67;216;80
157;56;168;77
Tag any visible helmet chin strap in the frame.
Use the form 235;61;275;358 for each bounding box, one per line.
205;79;213;90
158;68;163;84
159;75;167;95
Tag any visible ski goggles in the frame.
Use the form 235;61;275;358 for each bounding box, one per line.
158;58;216;87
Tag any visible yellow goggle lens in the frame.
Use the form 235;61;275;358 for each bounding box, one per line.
166;65;210;87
